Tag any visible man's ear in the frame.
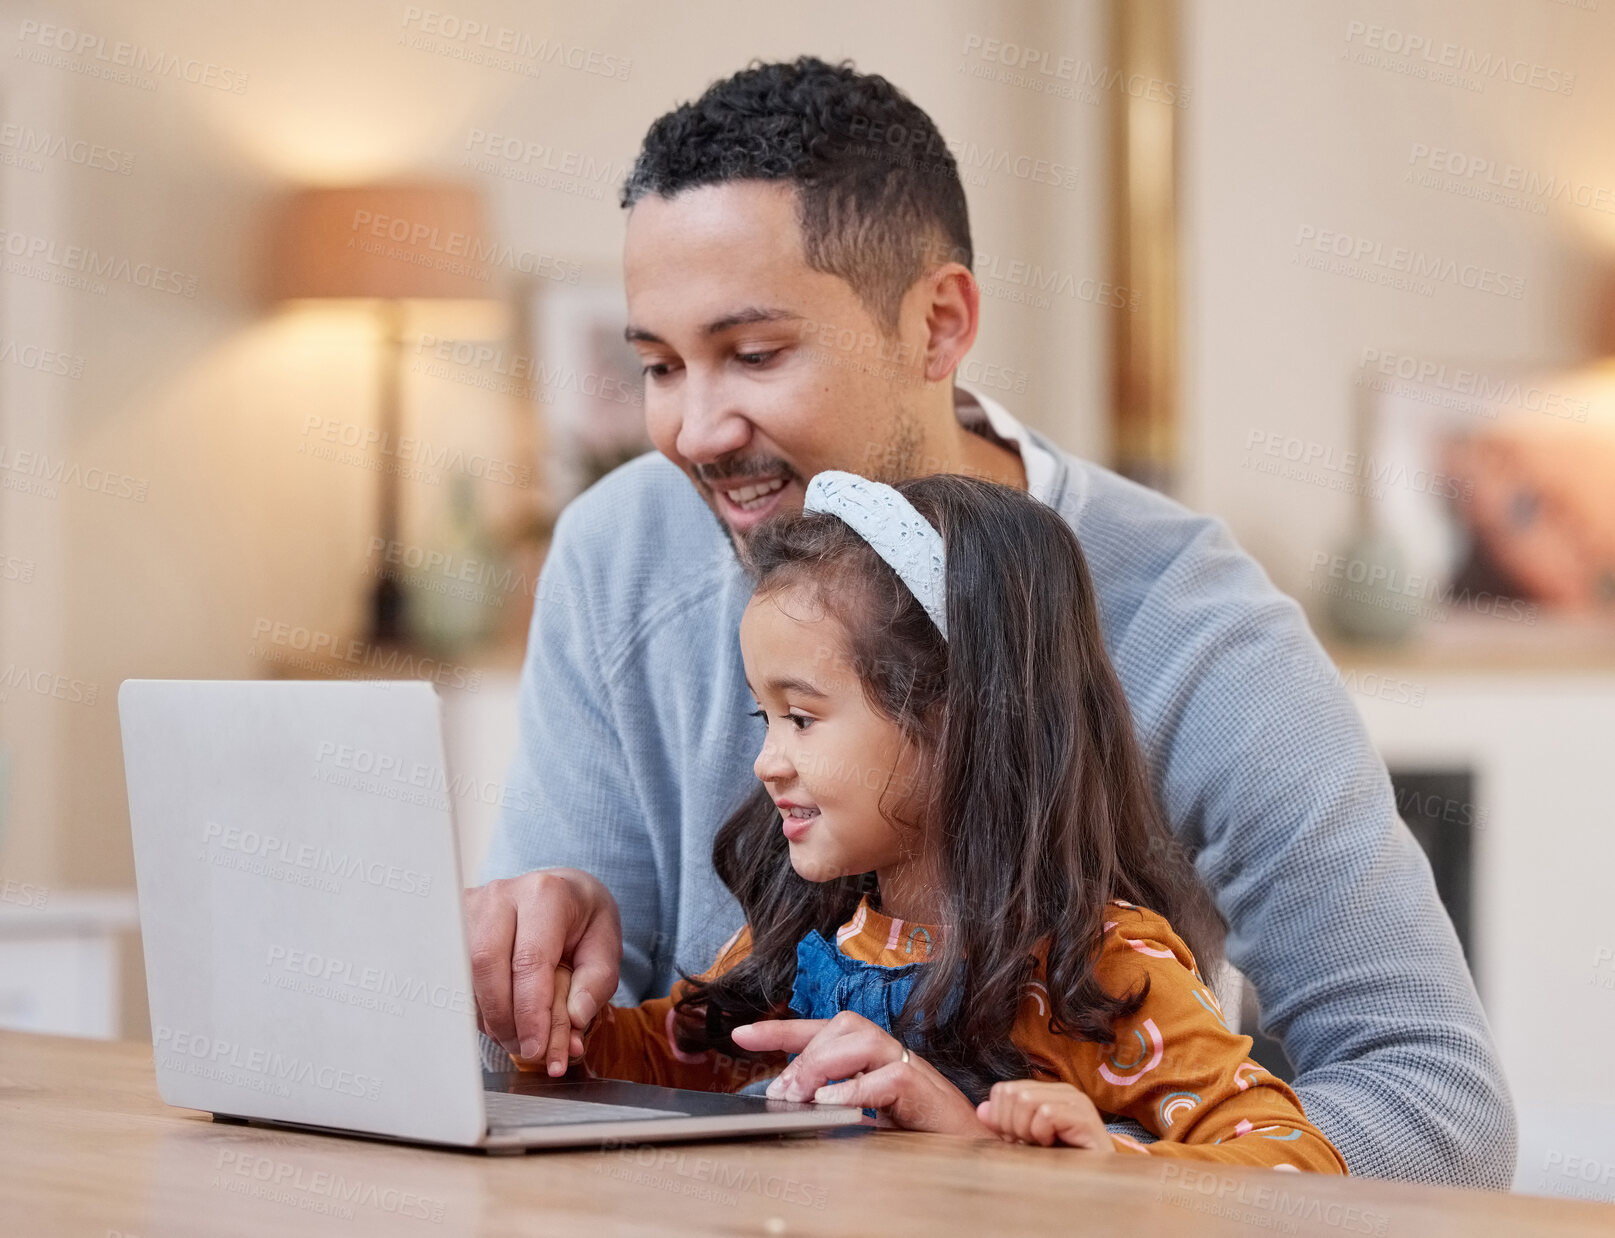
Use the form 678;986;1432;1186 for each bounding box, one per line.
919;261;981;384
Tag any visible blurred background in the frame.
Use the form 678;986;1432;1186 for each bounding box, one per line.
1;0;1612;1199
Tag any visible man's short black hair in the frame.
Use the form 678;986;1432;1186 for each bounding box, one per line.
621;56;973;331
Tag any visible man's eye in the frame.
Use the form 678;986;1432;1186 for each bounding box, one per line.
735;350;779;367
641;360;677;379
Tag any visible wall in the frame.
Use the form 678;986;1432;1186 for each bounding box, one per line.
1180;0;1610;591
0;0;1113;1033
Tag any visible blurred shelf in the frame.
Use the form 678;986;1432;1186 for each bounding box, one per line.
255;636;528;684
0;889;137;936
1323;614;1615;674
0;890;138;1040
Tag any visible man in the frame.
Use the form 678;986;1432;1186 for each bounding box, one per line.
467;56;1514;1187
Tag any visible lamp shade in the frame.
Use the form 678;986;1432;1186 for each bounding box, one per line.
267;182;495;302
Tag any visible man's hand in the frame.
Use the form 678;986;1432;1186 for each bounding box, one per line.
977;1080;1115;1151
732;1012;991;1136
463;868;621;1076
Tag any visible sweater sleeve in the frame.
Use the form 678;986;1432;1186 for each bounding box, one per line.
1023;905;1346;1173
477;498;664;1004
512;925;788;1092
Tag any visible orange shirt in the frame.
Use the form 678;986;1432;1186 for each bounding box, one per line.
517;896;1346;1172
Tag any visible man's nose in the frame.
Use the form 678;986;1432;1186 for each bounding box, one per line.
675;374;751;466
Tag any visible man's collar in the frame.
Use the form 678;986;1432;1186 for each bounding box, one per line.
954;381;1058;504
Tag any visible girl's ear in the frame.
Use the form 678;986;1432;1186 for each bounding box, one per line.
891;723;943;827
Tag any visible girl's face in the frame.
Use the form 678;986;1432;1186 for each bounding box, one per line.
739;582;933;905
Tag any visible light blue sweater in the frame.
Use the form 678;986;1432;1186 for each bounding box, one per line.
482;408;1516;1188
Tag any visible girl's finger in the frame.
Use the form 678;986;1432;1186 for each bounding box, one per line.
983;1082;1019;1142
546;965;573;1077
770;1025;901;1101
1027;1102;1062;1148
750;1014;869;1098
1052;1096;1113;1152
731;1018;831;1055
991;1081;1057;1144
1002;1089;1036;1144
812;1060;909;1115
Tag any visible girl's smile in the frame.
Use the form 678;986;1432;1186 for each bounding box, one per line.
775;799;821;841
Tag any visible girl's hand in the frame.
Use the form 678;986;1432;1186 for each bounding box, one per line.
731;1012;992;1137
976;1080;1115;1151
497;963;585;1077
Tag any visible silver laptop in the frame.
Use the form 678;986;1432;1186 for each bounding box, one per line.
119;679;865;1152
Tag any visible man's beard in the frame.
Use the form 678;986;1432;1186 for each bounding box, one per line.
863;405;924;485
700;404;927;572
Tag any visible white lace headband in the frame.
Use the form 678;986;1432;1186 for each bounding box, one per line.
801;470;948;641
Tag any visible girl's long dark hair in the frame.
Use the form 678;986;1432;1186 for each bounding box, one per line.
674;474;1224;1102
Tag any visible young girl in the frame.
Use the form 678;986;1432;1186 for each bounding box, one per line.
522;470;1345;1171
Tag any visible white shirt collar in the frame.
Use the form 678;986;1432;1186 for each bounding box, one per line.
954;382;1058;505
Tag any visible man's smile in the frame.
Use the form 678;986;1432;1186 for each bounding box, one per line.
705;472;801;532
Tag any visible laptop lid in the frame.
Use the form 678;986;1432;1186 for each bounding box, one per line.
121;679;486;1146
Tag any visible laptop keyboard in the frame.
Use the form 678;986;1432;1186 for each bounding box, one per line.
483;1089;685;1130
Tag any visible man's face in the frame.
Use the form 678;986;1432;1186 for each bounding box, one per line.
623;181;932;557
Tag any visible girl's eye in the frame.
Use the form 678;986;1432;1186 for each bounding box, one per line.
786;712;813;731
747;707;767;727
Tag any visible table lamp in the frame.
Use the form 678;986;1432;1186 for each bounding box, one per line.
267;182;498;645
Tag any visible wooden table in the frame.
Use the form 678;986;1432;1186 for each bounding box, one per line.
2;1030;1609;1237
